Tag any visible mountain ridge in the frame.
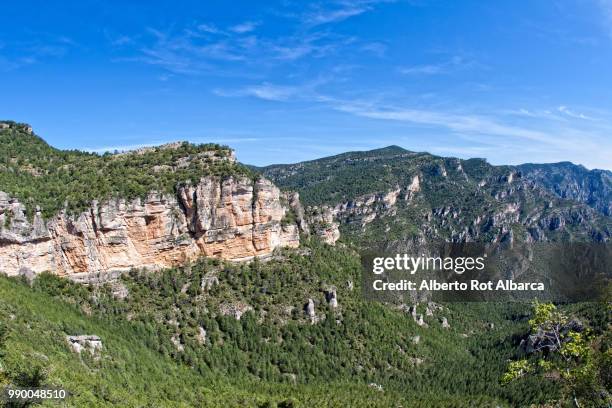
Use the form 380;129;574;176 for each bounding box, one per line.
258;144;611;249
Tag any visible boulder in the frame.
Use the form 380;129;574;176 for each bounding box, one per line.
197;327;207;345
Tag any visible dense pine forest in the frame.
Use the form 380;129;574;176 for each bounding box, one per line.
4;239;609;407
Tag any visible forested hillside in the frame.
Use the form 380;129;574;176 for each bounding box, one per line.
1;240;571;407
256;146;428;206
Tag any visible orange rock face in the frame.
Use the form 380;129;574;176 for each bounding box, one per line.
0;176;299;280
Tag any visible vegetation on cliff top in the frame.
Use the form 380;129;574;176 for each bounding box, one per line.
256;146;437;207
0;123;254;219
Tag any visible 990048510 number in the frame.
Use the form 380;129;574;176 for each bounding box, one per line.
2;387;68;402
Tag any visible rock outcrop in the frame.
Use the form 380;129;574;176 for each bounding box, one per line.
304;175;421;238
325;287;338;308
67;335;102;355
283;191;310;235
197;327;207;345
0;176;300;280
305;298;316;323
219;302;253;320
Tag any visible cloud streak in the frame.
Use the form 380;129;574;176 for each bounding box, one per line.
214;83;300;101
557;105;593;120
230;21;259;33
333;102;563;145
302;0;394;26
0;34;75;71
116;22;357;75
304;5;370;25
399;55;476;75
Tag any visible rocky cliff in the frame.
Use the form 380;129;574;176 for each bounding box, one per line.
518;162;612;217
0;176;299;280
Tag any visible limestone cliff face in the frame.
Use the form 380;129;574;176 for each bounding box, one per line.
0;176;299;279
305;206;341;245
331;175;420;228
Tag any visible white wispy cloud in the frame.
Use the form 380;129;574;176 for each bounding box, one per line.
510;106;596;122
215;77;329;102
110;0;397;76
197;23;221;34
217;81;563;144
215;83;300;101
0;34;76;71
117;22;357;75
123;26;250;74
508;108;548;118
105;30;135;47
305;5;370;25
302;0;394;26
399;64;445;75
557;105;593;120
399;55;474;75
230;21;259;33
361;41;387;56
243;84;297;101
333;102;562;144
271;32;354;60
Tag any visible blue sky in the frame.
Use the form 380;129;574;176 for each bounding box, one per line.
2;0;612;169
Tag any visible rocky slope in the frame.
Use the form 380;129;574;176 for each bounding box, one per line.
0;176;299;280
518;161;612;216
